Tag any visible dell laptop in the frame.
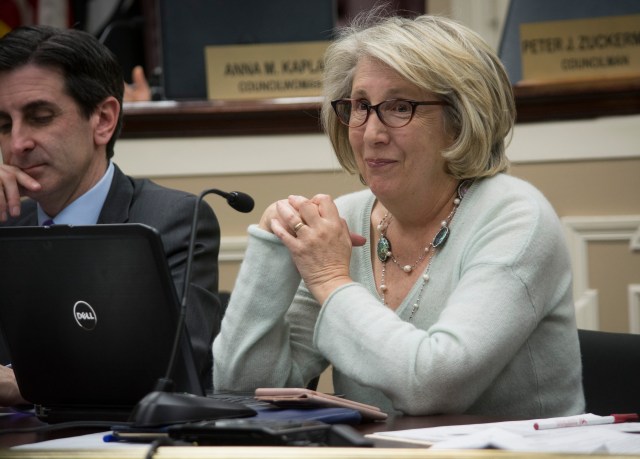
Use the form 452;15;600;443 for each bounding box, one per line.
0;224;203;422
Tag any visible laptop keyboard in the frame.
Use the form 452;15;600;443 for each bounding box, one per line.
206;391;272;408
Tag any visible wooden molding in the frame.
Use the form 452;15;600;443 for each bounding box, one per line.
121;78;640;139
513;76;640;123
562;215;640;332
122;98;323;139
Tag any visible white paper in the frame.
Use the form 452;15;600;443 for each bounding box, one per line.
368;419;640;453
13;431;149;450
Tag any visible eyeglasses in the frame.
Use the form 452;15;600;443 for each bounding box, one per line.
331;98;449;128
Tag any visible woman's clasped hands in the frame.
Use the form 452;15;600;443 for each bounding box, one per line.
259;194;366;304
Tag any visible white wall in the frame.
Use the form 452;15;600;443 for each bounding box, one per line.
115;114;640;178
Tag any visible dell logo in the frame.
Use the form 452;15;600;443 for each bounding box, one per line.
76;312;95;320
73;301;97;331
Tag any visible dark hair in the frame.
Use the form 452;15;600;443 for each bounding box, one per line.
0;25;124;159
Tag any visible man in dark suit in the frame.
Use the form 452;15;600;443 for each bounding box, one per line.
0;26;221;405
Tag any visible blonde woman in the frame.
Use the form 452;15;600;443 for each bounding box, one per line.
214;13;584;418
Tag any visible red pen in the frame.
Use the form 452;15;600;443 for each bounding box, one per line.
534;413;639;430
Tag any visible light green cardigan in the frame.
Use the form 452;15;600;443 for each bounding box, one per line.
213;174;585;417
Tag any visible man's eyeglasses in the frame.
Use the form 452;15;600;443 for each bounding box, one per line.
331;98;449;128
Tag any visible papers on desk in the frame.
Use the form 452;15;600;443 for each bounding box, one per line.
367;417;640;454
13;431;148;450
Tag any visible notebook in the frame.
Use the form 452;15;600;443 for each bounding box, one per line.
0;224;204;423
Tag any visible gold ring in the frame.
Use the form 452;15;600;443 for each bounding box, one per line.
293;222;305;233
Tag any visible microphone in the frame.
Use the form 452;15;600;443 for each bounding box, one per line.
163;189;253;392
208;189;255;214
129;188;256;427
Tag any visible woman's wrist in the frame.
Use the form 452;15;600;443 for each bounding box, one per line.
308;275;354;305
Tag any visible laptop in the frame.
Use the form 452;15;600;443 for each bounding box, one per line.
0;223;203;423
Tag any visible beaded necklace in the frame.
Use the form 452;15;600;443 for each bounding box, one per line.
376;180;472;319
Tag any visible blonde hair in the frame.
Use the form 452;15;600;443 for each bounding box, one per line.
321;12;515;179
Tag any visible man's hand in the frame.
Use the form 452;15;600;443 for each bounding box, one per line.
0;365;27;406
0;165;41;221
123;66;151;102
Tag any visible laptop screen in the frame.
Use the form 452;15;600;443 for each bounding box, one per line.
0;224;202;415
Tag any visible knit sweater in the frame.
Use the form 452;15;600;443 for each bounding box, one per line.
213;174;585;417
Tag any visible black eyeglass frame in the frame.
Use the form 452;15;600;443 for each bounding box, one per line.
331;98;449;128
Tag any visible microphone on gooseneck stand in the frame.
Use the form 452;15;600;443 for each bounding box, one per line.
129;188;256;427
156;189;254;392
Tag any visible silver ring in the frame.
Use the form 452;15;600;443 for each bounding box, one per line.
293;222;305;233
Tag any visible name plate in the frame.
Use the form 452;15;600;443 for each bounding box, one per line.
205;41;328;100
520;14;640;83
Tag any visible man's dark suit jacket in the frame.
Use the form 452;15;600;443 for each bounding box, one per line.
0;164;221;390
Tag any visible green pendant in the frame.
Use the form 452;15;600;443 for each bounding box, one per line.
433;226;450;248
377;235;391;262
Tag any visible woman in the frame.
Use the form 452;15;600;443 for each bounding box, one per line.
213;13;584;417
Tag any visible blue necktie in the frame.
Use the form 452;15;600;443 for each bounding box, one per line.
42;219;55;226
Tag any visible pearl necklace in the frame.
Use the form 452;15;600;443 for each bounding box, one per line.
376;180;472;320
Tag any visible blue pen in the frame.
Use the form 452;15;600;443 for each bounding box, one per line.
103;433;118;443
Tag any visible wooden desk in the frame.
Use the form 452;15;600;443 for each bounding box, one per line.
0;408;498;447
0;409;91;449
0;410;621;459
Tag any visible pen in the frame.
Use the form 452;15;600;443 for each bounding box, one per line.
534;413;639;430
